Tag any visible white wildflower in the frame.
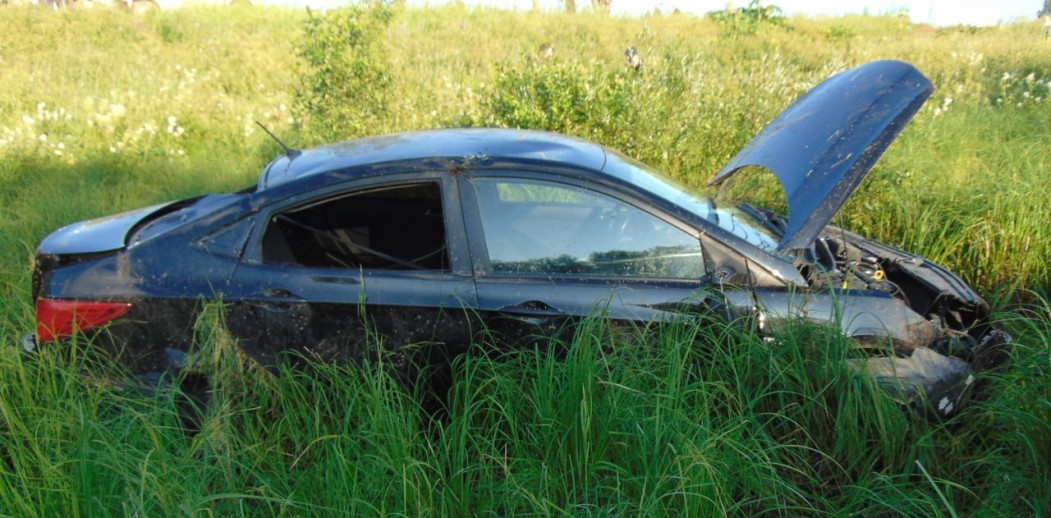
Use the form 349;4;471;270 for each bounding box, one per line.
22;115;35;125
38;133;47;142
57;142;64;149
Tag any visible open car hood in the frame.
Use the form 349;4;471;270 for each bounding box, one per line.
710;60;933;252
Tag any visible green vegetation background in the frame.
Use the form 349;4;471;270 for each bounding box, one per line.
0;4;1048;515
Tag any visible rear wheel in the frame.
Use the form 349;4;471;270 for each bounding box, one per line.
175;373;211;435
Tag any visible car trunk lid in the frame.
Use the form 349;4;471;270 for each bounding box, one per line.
36;202;180;256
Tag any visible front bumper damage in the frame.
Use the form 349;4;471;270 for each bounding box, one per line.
850;347;974;416
848;328;1012;417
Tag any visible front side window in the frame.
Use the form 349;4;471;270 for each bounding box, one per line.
473;178;704;279
261;182;448;271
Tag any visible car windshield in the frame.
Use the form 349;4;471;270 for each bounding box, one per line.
603;151;781;253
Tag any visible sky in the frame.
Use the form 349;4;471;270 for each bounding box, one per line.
406;0;1045;27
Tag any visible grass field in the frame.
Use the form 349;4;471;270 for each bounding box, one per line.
0;4;1048;515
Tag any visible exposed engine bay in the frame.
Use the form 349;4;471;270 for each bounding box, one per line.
819;233;1006;412
811;227;1008;362
740;204;1011;416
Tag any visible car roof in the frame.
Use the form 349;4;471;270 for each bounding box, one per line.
258;128;609;190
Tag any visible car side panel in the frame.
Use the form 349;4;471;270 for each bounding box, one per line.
223;267;478;367
474;276;711;351
37;229;242;374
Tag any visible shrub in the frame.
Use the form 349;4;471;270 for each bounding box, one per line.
707;0;790;37
294;4;394;142
477;61;638;138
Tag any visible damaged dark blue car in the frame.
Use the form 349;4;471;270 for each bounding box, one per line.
24;60;1010;415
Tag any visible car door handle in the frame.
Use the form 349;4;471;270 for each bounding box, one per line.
260;288;301;299
247;288;304;313
498;301;565;318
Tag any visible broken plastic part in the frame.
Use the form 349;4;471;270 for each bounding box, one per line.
848;347;972;416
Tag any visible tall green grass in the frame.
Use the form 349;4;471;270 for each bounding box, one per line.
0;4;1048;514
2;305;1047;514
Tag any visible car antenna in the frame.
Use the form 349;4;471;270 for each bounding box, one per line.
255;121;301;159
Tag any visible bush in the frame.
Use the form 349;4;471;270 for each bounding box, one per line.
477;61;639;139
471;55;768;191
707;0;790;37
294;4;394;142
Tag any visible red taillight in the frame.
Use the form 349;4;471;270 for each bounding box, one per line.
35;298;132;343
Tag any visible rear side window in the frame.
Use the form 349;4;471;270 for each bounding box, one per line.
261;182;449;271
130;194;244;246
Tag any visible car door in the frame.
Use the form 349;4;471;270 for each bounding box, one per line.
458;172;713;349
225;172;477;384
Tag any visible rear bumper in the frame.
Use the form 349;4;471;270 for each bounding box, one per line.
17;333;192;394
